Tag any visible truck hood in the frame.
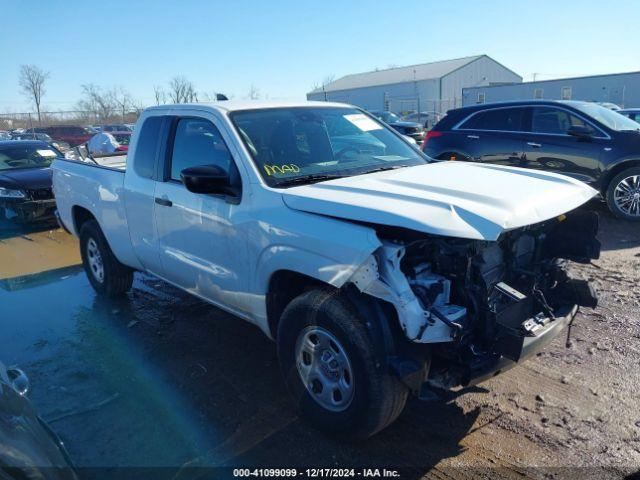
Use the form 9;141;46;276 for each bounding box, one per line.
280;161;598;241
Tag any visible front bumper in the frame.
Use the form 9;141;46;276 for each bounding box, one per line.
464;303;578;386
1;199;57;223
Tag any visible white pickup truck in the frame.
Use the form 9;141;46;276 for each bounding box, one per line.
53;101;600;438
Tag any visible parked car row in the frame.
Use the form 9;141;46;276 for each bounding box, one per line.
3;123;135;149
9;132;71;152
368;110;426;144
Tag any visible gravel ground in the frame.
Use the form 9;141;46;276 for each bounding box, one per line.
1;204;638;480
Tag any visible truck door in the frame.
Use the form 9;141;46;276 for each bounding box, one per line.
153;114;250;314
123;115;166;275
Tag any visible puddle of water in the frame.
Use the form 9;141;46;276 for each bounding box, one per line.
1;265;226;467
0;225;293;470
1;266;89;364
0;228;81;280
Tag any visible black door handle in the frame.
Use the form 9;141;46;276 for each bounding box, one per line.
155;197;173;207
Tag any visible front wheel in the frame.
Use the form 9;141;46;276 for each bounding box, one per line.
277;289;408;439
79;220;133;296
606;167;640;221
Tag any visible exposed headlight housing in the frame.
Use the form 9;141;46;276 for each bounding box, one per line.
0;187;26;199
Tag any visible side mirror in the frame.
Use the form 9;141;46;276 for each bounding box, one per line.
7;367;29;396
181;165;237;197
568;125;593;140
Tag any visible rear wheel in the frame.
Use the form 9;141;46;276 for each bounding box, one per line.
606;167;640;221
79;220;133;296
277;289;408;439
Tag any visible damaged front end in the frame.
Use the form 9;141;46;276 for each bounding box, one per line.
350;210;600;393
0;190;57;223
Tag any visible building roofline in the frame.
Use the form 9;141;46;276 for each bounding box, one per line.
441;54;523;82
462;70;640;92
307;54;484;94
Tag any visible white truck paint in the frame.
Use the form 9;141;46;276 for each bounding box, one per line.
52;101;601;436
53;101;596;343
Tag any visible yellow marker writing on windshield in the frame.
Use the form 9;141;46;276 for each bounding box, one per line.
264;164;300;176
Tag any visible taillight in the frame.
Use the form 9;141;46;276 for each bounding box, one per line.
421;130;443;150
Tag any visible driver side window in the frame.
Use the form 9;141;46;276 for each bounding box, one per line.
170;118;232;182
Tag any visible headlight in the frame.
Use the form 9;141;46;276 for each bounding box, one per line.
0;187;26;199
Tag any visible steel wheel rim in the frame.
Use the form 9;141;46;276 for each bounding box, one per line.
295;326;354;412
86;238;104;283
614;175;640;217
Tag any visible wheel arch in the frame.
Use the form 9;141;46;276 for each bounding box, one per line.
72;205;98;236
601;159;640;194
265;269;403;356
266;269;327;340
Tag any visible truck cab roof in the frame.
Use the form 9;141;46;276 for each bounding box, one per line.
144;100;352;114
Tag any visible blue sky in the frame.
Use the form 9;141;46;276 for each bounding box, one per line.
1;0;639;112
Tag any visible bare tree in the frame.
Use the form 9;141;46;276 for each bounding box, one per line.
131;100;146;116
113;87;132;122
168;76;197;103
153;85;166;105
246;84;260;100
19;65;49;124
311;74;335;92
77;84;116;121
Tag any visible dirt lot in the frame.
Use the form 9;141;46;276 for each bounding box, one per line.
1;204;638;480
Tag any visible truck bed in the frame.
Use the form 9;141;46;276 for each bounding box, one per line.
52;156;142;270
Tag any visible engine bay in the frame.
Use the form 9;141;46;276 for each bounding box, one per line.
352;209;601;389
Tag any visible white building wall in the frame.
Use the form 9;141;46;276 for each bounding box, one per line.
462;71;640;107
307;56;523;114
441;56;523;111
307;79;440;113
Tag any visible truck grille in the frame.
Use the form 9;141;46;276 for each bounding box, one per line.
28;188;54;200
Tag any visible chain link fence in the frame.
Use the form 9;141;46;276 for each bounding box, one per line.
0;110;141;131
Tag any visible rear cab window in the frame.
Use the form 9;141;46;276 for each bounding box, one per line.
134;116;164;179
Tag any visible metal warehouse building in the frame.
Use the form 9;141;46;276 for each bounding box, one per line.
463;71;640;108
306;55;522;115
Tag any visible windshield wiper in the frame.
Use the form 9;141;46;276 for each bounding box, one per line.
274;174;347;187
361;165;407;175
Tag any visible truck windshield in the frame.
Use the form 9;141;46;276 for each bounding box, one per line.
230;107;427;187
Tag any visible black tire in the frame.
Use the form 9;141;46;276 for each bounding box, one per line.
277;288;408;439
79;219;133;297
606;167;640;221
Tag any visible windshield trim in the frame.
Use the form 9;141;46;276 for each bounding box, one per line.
227;106;429;189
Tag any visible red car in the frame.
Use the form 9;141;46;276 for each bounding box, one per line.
111;131;131;151
44;125;94;147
